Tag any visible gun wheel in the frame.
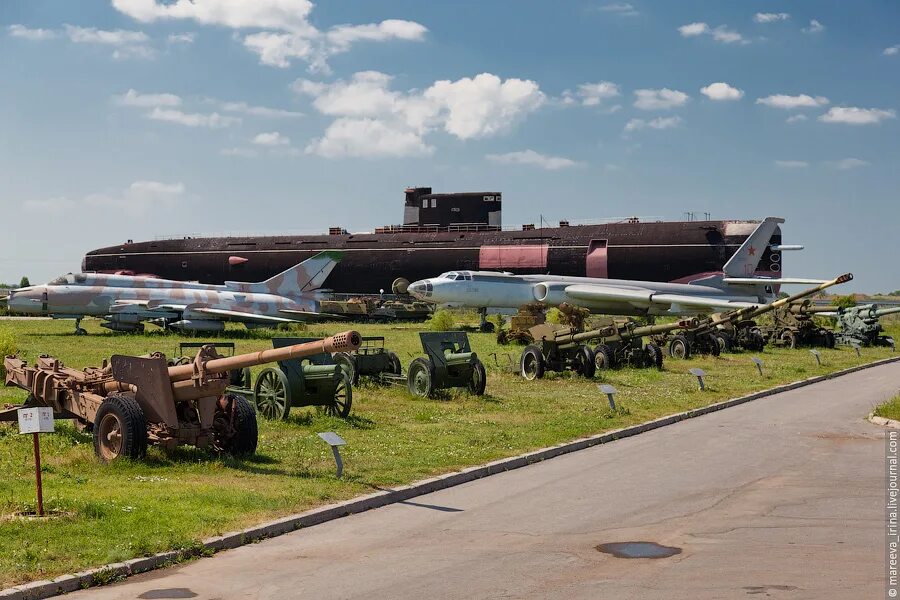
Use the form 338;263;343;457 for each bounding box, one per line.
645;342;664;370
668;335;691;360
215;393;258;457
520;346;545;380
468;359;487;395
93;394;147;463
254;367;291;420
387;351;403;375
780;329;797;349
574;345;596;378
319;373;353;417
333;352;359;386
407;357;434;398
593;344;614;371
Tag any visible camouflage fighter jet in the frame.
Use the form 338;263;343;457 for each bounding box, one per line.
4;251;343;334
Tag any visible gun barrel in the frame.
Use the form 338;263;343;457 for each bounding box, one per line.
167;331;362;382
875;306;900;318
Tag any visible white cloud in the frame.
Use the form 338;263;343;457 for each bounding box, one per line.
803;19;825;34
8;24;58;40
633;88;689;110
63;25;154;59
252;131;290;146
755;94;829;109
306;118;434;159
114;89;182;108
775;160;808;168
565;81;620;106
23;197;75;213
84;180;185;216
830;158;870;170
167;32;196;44
700;82;743;101
624;116;683;132
884;45;900;56
112;0;427;72
485;150;582;170
293;71;545;158
819;106;896;125
754;13;790;23
597;3;639;17
146;107;240;128
786;114;808;123
679;22;709;37
219;101;303;118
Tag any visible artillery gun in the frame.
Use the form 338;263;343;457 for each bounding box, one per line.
663;274;853;359
2;331;361;462
832;304;900;347
520;317;698;380
760;300;836;349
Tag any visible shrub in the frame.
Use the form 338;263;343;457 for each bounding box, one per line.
0;331;17;377
833;294;857;309
545;308;563;324
427;309;457;331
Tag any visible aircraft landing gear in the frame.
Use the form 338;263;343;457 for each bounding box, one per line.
74;318;87;336
478;308;495;333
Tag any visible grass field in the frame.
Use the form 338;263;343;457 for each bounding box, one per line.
1;316;898;587
874;396;900;421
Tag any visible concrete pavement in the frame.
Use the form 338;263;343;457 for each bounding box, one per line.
61;362;900;600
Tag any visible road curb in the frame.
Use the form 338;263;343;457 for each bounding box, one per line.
869;413;900;429
5;354;900;600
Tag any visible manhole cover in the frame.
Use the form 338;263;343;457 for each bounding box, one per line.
596;541;681;559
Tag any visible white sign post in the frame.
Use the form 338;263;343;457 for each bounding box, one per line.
18;407;55;517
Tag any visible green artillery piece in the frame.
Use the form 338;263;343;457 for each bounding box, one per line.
832;304;900;347
332;336;403;386
520;317;698;380
228;337;356;420
407;332;487;398
761;300;836;349
663;273;853;359
2;332;361;461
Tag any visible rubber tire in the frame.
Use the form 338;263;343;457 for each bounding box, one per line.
520;345;546;380
217;393;258;457
407;357;435;398
715;331;733;353
387;351;403;376
74;328;87;336
824;330;836;349
92;394;147;463
593;344;614;371
480;321;496;333
645;342;664;370
705;333;721;357
320;373;353;418
228;367;251;388
780;329;797;350
668;335;691;360
574;345;596;378
468;359;487;395
333;352;359;386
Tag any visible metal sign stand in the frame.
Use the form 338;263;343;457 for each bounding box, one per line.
317;432;348;478
18;407;54;517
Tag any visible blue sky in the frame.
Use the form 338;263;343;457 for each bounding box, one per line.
2;0;898;292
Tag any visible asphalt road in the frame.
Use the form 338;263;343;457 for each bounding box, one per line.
61;363;900;600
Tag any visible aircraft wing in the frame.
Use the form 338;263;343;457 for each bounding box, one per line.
279;308;347;321
722;277;829;285
563;285;759;310
190;307;302;324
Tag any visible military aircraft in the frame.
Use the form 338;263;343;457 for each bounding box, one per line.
4;251;343;334
407;217;822;329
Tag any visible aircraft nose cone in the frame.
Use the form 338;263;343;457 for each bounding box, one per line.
408;281;426;298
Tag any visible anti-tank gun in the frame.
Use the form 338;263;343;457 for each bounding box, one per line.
2;332;361;462
652;273;852;359
760;299;836;349
520;317;699;380
832;304;900;347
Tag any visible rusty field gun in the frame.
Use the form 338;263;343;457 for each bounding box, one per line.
2;331;361;462
668;274;853;358
520;317;699;380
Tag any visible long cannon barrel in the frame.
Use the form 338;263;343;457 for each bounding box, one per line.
875;306;900;318
709;273;853;328
167;331;362;382
788;302;840;315
556;317;699;346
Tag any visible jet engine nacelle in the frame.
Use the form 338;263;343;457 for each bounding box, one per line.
532;282;570;306
170;320;225;332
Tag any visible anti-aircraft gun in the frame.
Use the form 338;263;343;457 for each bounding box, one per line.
520;317;699;380
759;300;836;349
662;274;853;359
832;304;900;347
2;332;361;462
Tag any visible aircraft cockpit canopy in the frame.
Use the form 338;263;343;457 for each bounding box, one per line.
437;271;473;281
48;274;88;286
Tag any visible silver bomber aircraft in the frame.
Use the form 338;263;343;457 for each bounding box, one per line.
408;218;822;325
4;251;343;334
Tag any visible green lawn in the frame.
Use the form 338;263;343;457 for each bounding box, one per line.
874;396;900;421
1;316;898;587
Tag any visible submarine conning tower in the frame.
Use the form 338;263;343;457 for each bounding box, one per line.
402;187;502;229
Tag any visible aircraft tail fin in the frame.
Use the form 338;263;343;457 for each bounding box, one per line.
722;217;784;278
233;251;343;296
